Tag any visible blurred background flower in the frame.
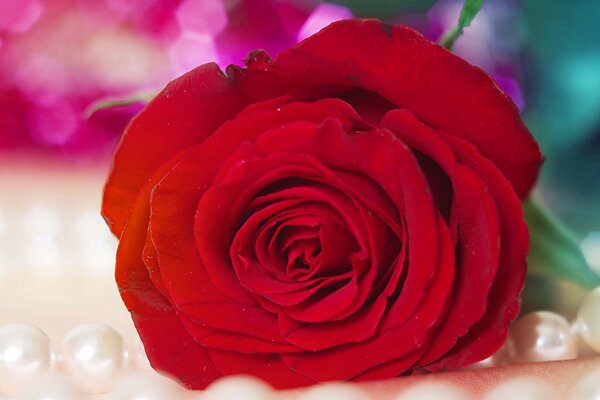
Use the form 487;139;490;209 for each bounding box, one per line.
0;0;599;294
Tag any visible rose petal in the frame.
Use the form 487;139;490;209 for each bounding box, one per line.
176;307;299;353
145;100;367;352
113;169;223;389
149;200;290;346
278;294;388;351
203;150;378;322
131;311;223;389
281;216;454;380
115;146;194;311
270;19;542;198
103;63;244;236
425;134;529;370
150;99;359;304
382;109;502;365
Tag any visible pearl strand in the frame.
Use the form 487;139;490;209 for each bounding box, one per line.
466;287;600;369
59;323;126;394
576;287;600;353
1;288;600;399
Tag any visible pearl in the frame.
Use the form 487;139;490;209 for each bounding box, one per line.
60;323;125;394
576;286;600;353
467;338;514;369
568;367;600;400
484;376;560;400
201;375;279;400
571;320;598;358
297;382;371;400
0;323;51;396
111;371;185;400
395;381;470;400
21;372;83;400
510;311;577;363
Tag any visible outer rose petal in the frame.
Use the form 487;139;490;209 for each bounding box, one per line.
269;19;543;198
114;176;223;388
131;311;223;389
425;134;529;370
354;217;455;381
103;63;245;236
381;109;502;365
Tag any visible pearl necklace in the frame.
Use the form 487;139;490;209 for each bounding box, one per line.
1;288;600;399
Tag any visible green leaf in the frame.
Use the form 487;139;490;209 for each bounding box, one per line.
520;272;589;317
83;91;155;119
525;199;600;290
440;0;484;50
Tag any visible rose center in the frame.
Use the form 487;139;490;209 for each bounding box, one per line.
277;220;358;279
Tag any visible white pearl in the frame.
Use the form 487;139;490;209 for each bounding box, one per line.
112;371;185;400
510;311;577;363
484;376;559;400
576;286;600;353
467;338;514;369
0;323;51;396
571;320;598;358
200;375;279;400
60;323;125;394
21;372;83;400
395;381;470;400
568;367;600;400
297;382;371;400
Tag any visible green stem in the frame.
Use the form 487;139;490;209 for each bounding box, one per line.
84;91;156;119
440;26;463;50
525;199;600;290
440;0;484;50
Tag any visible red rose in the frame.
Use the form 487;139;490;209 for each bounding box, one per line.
102;19;542;389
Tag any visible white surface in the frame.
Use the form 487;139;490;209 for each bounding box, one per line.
567;367;600;400
483;376;560;400
297;383;371;400
21;372;83;400
394;381;470;400
201;375;278;400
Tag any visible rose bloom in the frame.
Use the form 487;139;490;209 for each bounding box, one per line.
102;19;542;389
